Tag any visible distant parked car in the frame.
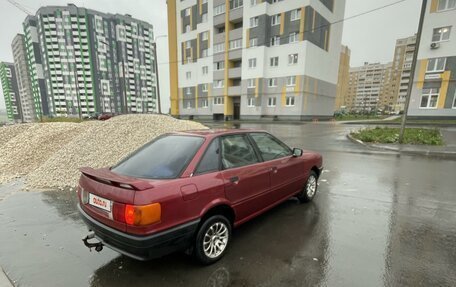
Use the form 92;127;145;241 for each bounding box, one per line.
78;129;323;264
98;113;114;121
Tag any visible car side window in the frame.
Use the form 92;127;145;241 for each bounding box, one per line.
250;133;292;161
221;135;260;169
195;138;220;175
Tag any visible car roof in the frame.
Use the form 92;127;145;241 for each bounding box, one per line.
172;129;266;138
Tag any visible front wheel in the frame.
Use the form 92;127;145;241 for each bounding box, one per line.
297;171;318;203
194;215;231;265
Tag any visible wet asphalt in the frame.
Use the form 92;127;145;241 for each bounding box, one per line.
0;123;456;287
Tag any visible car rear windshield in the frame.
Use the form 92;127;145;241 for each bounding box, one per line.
112;135;204;179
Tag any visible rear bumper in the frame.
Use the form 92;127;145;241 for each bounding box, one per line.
78;204;200;261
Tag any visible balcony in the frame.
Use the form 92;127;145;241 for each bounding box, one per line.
228;85;241;96
228;67;241;78
229;28;242;41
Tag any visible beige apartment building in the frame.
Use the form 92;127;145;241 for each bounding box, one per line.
335;45;350;110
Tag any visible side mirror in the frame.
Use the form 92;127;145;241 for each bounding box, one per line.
292;148;303;157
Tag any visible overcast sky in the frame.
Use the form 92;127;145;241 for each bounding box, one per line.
0;0;420;111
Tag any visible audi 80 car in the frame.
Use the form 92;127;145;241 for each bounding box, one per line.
78;129;322;264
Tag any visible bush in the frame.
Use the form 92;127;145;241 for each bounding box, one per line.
351;127;443;145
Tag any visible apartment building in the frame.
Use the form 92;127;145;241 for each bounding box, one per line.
408;0;456;118
22;5;158;118
0;62;22;122
168;0;346;120
335;45;350;110
347;62;392;112
12;34;36;122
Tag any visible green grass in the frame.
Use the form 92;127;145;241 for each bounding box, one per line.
335;114;387;121
351;127;443;145
389;117;456;125
40;116;83;123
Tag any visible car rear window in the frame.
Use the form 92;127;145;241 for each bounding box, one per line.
112;135;204;179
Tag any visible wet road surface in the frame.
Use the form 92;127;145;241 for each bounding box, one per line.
1;123;456;287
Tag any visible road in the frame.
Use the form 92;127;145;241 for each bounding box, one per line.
0;123;455;287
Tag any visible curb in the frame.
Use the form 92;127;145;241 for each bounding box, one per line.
346;134;456;159
0;267;13;287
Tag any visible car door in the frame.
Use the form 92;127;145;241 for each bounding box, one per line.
220;134;271;222
249;132;306;203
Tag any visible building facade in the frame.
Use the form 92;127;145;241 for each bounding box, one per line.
12;34;36;122
0;62;22;122
335;45;350;110
168;0;346;120
408;0;456;118
22;5;158;119
347;62;392;112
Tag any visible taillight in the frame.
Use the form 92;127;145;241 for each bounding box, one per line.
124;203;161;226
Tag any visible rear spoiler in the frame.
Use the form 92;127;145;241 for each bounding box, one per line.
79;167;154;191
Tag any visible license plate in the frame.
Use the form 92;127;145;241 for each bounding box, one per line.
88;193;111;212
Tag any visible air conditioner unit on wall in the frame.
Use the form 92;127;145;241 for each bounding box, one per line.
430;42;440;49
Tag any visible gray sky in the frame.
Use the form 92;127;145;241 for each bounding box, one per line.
0;0;420;111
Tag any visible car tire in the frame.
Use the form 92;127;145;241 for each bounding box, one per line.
194;215;231;265
297;171;318;203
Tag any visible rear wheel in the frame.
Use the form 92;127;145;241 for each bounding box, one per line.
194;215;231;265
297;171;318;203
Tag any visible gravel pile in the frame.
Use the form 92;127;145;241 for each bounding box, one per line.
0;115;206;189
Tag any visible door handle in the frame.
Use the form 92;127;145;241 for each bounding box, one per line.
229;176;239;183
271;167;278;174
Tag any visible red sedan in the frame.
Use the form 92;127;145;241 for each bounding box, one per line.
78;129;322;264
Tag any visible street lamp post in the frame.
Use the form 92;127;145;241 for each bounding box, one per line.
154;34;167;114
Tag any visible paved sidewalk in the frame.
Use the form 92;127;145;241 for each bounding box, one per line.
347;127;456;159
0;267;13;287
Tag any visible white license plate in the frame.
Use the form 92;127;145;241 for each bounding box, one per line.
88;193;111;212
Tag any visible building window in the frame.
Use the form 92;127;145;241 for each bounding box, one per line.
432;26;451;42
270;56;279;67
290;9;301;21
229;39;242;50
186;87;192;95
287;76;296;86
426;57;446;73
184;8;191;16
250;0;258;5
202;13;208;23
214;61;225;70
214;97;224;105
248;97;255;107
420;88;439;108
202;99;208;108
202;83;208;92
250;17;259;28
186;101;192;109
214;4;226;16
214;80;224;89
202;31;209;41
249;38;258;47
186;71;191;79
268;78;277;87
270;36;280;46
202;66;208;75
288;53;298;65
289;32;298;43
438;0;456;11
230;0;243;10
185;25;191;33
202;48;208;57
271;14;281;26
268;97;277;107
286;96;295;106
248;58;257;68
247;79;256;88
213;43;225;54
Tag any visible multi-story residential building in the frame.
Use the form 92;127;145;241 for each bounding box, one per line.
12;34;36;122
22;4;159;118
0;62;22;122
335;45;350;110
348;62;392;112
408;0;456;118
167;0;346;120
379;35;416;113
345;69;358;110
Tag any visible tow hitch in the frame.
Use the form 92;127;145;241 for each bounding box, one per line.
82;231;104;252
